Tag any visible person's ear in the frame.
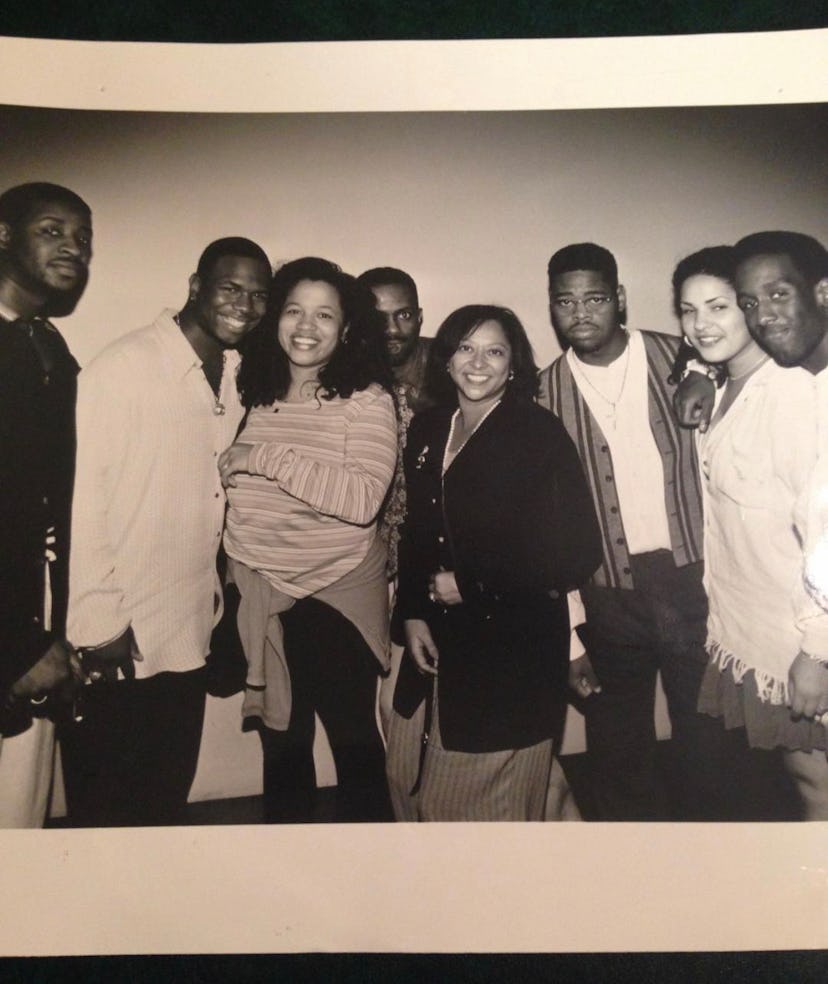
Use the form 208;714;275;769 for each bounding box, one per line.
187;272;201;303
616;284;627;318
815;278;828;312
0;221;13;253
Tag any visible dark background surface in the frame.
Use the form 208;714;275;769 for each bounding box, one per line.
0;0;826;42
1;2;827;980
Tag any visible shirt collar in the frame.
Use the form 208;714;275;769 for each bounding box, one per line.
156;308;241;381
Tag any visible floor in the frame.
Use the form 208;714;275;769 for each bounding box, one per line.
46;739;799;827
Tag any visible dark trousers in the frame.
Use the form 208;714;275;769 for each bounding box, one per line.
59;667;206;827
259;597;392;824
581;552;734;821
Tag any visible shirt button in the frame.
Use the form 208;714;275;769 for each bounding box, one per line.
42;496;49;505
605;475;613;482
32;615;40;624
437;535;445;543
600;445;608;453
616;537;624;545
610;506;618;514
215;492;220;498
623;567;631;575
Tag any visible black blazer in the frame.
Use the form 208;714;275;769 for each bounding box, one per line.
0;318;79;735
394;395;602;753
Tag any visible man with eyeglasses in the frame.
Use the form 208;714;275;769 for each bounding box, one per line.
537;242;725;820
0;182;92;827
62;237;272;826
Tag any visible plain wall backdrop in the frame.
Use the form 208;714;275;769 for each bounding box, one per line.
2;101;827;803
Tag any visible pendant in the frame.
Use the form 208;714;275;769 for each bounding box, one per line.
213;402;226;416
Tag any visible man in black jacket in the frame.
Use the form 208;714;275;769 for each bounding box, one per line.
0;182;92;826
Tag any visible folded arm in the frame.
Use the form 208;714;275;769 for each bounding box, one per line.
222;389;397;526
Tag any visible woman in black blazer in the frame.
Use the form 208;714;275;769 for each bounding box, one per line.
387;304;602;820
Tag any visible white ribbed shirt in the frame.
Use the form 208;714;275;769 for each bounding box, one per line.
68;309;243;678
567;329;672;555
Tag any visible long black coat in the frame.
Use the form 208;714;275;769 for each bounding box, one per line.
393;395;602;753
0;317;78;735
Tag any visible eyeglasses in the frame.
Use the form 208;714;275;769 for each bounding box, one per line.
552;295;615;312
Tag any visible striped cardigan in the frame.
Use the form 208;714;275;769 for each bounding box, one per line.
538;330;703;589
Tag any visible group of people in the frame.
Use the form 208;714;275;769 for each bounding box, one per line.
1;179;826;827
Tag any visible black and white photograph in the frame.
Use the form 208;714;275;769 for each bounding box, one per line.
0;30;827;958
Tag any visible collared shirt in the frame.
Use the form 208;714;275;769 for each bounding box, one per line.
566;330;672;555
68;309;243;678
795;365;828;658
700;360;818;696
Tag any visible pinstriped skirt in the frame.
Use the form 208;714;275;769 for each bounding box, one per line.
386;686;554;822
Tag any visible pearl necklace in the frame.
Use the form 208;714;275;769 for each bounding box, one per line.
443;399;501;473
727;351;770;382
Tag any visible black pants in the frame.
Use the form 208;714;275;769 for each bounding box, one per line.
581;552;738;821
259;597;392;824
59;667;206;827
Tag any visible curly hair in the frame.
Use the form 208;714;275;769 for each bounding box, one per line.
425;304;539;408
237;256;395;409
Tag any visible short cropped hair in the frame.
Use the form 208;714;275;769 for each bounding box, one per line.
357;266;419;307
671;245;736;318
195;237;271;281
547;242;619;291
425;303;538;407
734;231;828;287
0;182;91;226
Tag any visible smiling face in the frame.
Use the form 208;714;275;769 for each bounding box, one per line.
370;281;422;368
548;269;627;366
679;273;760;375
448;319;512;409
736;253;828;373
189;254;270;349
0;200;92;304
277;279;345;375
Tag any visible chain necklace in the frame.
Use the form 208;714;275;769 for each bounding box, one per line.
174;312;226;415
211;353;227;415
569;341;631;429
727;351;770;382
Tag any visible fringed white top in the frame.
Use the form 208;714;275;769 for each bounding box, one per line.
699;360;817;703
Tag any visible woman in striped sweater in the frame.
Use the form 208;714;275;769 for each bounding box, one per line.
219;257;397;823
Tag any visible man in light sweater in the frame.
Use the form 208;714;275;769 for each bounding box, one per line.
62;237;272;826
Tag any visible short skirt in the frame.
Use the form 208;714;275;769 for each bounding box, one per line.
698;658;826;753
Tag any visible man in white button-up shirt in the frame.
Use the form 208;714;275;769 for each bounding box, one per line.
63;237;272;826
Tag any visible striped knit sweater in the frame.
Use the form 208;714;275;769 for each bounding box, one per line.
538;330;703;589
223;383;398;598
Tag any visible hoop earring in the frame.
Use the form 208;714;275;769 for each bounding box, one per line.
508;370;515;381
